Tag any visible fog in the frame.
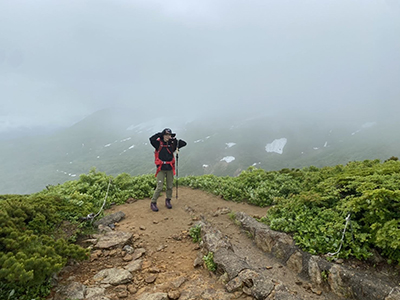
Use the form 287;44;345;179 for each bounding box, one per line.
1;0;400;131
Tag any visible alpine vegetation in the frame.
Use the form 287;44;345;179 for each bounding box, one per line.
1;157;400;299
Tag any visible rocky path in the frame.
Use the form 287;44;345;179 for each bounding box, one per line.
48;187;397;300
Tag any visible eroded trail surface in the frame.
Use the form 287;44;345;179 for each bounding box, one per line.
51;187;342;300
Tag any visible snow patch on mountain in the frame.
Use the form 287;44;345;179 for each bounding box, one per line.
225;142;236;148
265;138;287;154
120;137;132;142
352;122;377;135
56;170;77;177
221;156;235;163
194;136;211;143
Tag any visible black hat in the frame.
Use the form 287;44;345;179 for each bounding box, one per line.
162;128;176;137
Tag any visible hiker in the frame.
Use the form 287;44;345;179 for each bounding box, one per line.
149;128;187;212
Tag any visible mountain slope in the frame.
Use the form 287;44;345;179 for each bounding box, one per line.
1;108;399;194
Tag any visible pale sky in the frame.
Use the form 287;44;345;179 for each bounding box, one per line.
1;0;400;130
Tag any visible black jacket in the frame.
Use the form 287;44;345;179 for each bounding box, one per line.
149;133;187;171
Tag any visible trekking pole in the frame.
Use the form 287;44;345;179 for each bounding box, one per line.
176;148;179;199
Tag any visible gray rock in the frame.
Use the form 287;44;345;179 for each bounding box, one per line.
251;275;275;300
86;297;110;300
199;221;233;253
347;270;393;300
93;211;126;227
97;224;113;233
85;287;106;299
286;251;303;274
171;276;188;288
308;255;323;286
136;292;169;300
54;282;86;300
201;288;233;300
193;251;204;267
225;276;244;293
124;258;143;272
94;231;133;249
235;212;399;300
236;212;295;262
213;248;250;279
385;287;400;300
93;268;132;285
123;245;135;254
132;247;146;259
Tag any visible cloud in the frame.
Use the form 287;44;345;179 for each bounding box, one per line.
0;0;399;129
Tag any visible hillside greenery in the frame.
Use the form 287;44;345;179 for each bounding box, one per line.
1;158;400;299
179;157;400;263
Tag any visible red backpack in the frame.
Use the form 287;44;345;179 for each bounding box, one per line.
154;138;176;177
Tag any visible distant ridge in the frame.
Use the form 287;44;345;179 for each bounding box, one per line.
0;108;399;194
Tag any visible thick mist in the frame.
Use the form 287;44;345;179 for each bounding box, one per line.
1;0;399;133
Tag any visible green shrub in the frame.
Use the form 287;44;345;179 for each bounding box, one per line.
189;225;202;243
203;252;217;272
180;160;400;265
0;195;89;300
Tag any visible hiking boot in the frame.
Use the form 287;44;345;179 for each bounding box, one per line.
165;198;172;209
150;202;159;212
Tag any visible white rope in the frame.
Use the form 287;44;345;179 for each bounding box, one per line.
327;213;351;257
90;178;112;224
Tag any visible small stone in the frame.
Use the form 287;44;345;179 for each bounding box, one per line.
139;225;146;230
171;234;182;241
311;288;322;295
336;259;344;264
123;245;134;254
266;266;273;269
218;273;229;284
127;284;137;294
114;285;127;293
132;248;146;260
168;290;181;300
157;245;167;251
117;291;128;298
142;260;152;269
243;286;252;295
123;254;133;262
149;267;160;273
145;274;157;284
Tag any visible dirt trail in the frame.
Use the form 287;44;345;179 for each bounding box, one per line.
52;187;342;300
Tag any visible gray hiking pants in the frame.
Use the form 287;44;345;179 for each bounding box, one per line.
151;170;174;203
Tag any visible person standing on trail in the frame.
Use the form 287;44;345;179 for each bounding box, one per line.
149;128;187;212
